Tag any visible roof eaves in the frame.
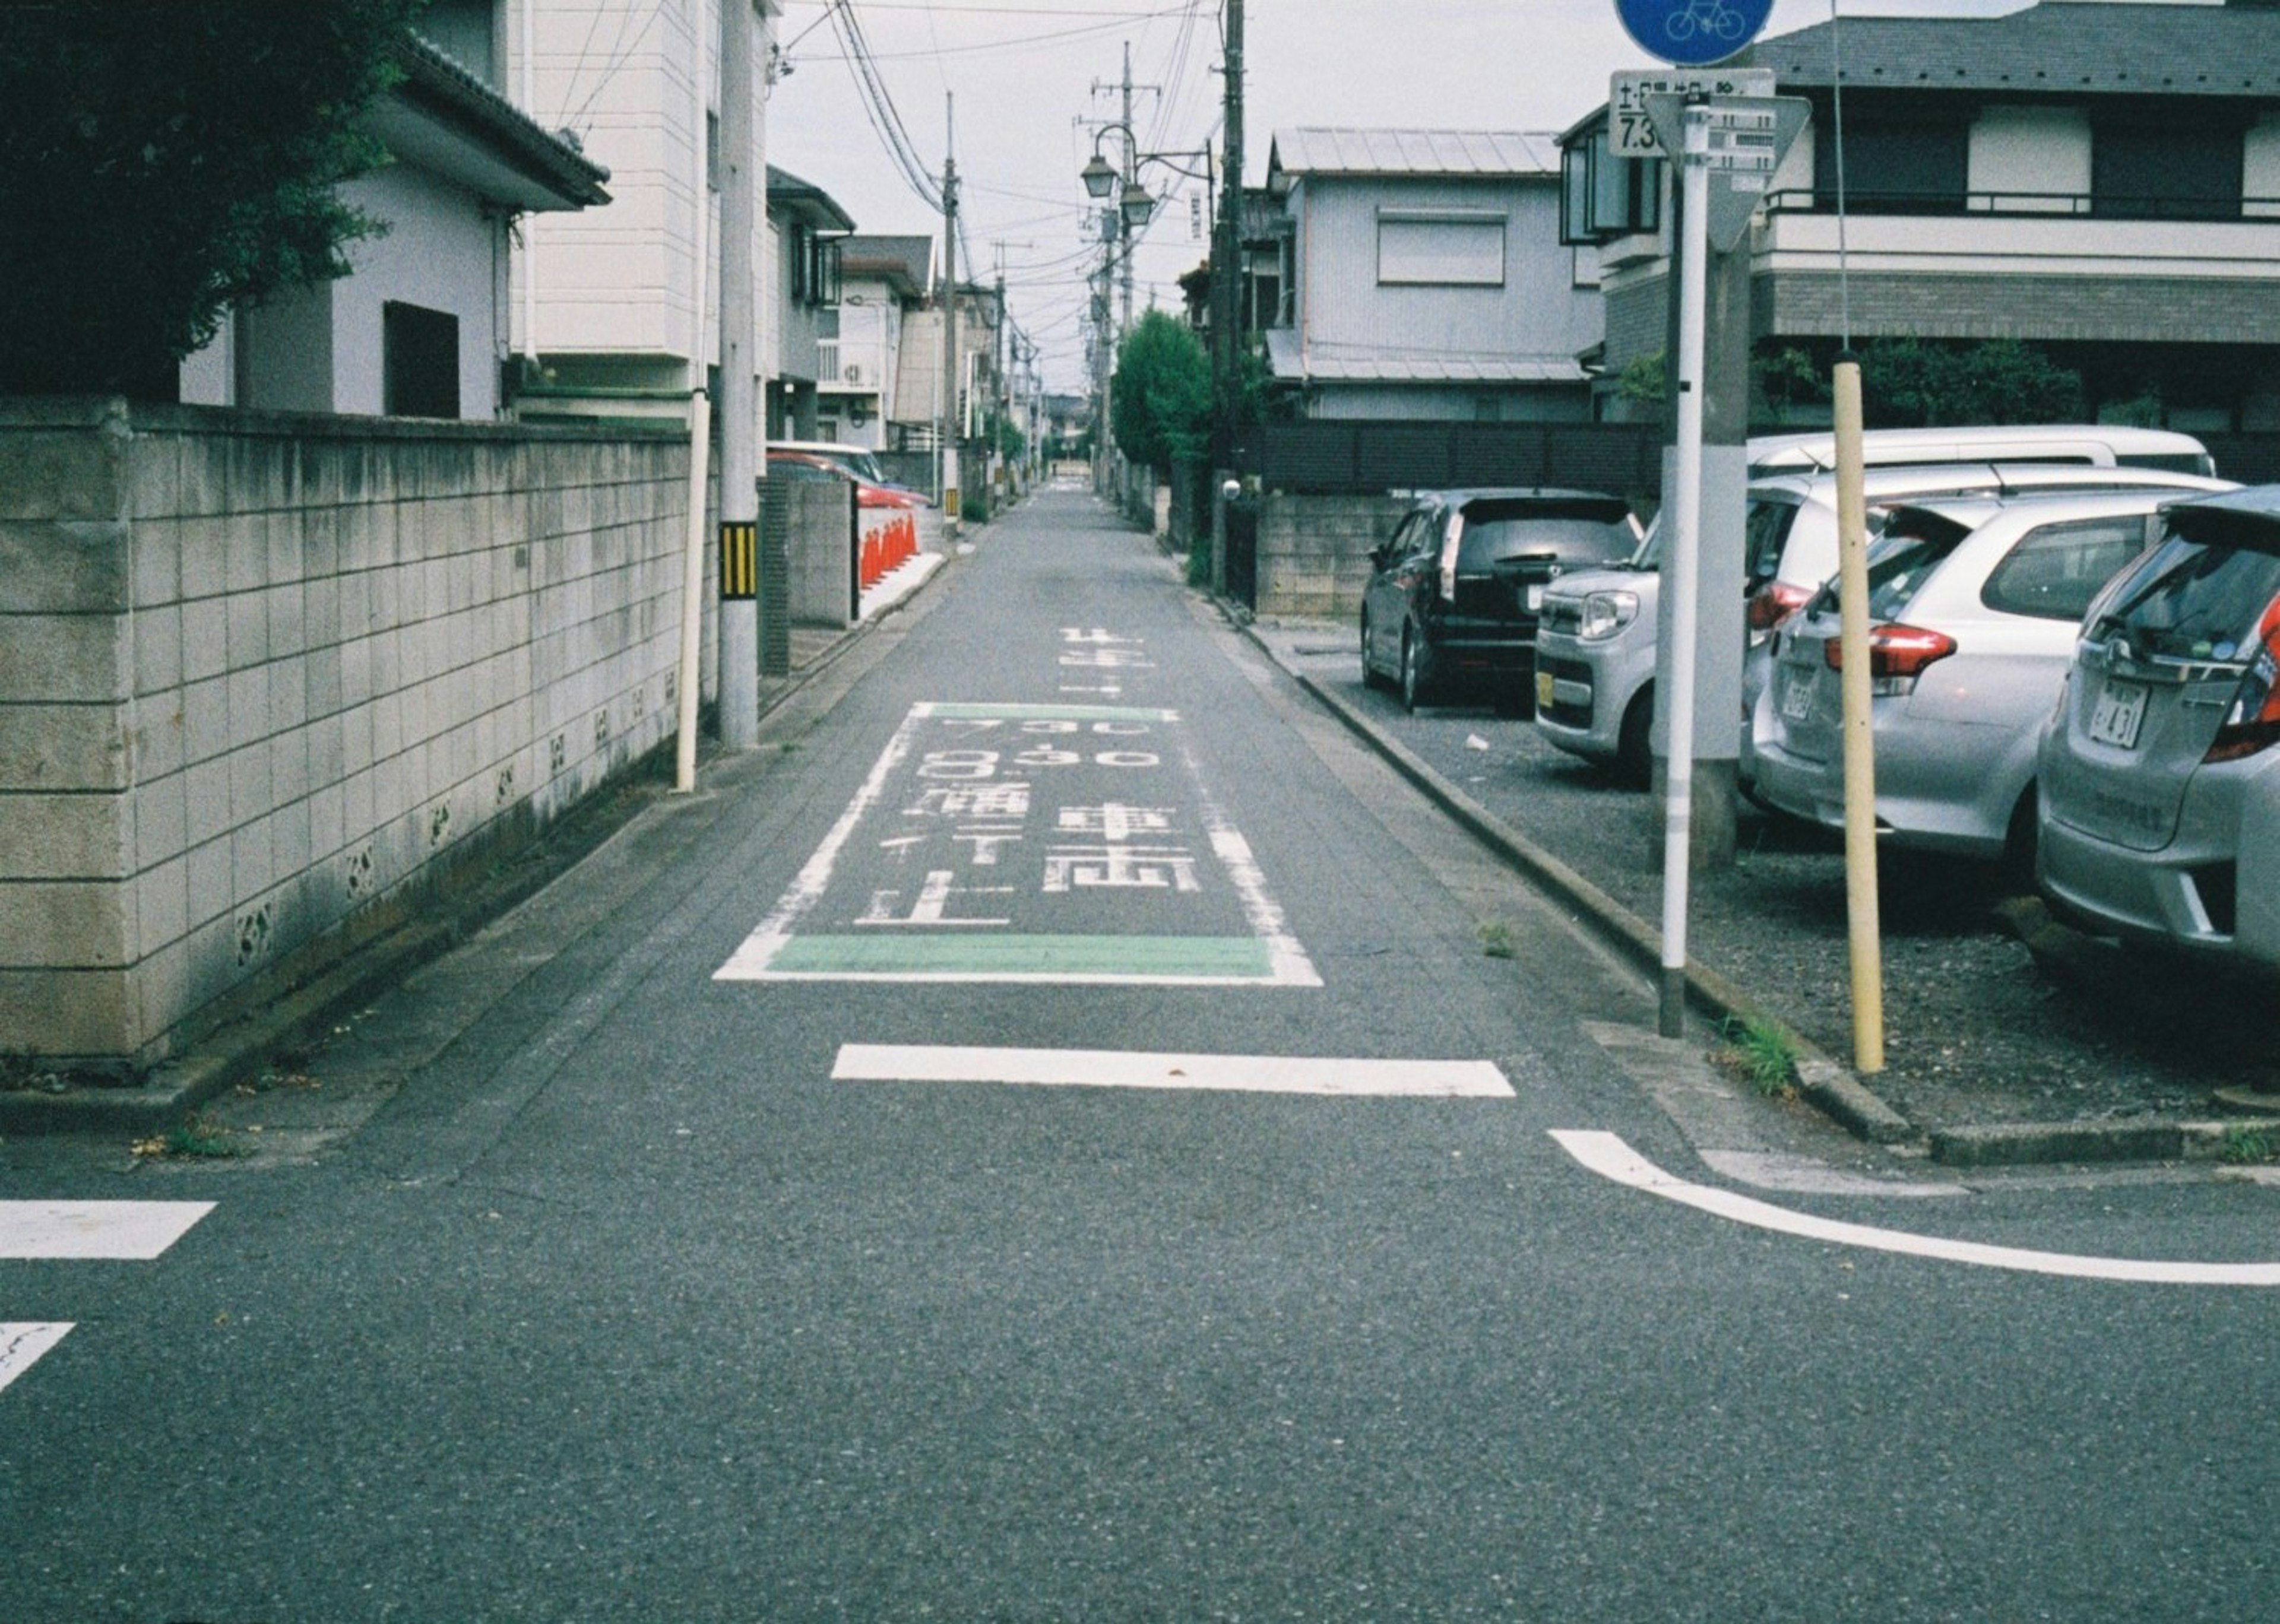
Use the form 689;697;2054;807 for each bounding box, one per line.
391;32;610;207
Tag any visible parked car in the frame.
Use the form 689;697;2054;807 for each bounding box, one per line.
2037;486;2280;975
775;439;931;503
767;448;922;510
1749;489;2191;865
1360;489;1641;713
1747;423;2215;480
1536;459;2231;784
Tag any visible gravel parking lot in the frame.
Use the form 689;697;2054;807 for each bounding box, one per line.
1258;620;2277;1137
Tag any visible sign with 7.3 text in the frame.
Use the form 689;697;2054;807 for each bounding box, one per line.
1610;67;1776;157
1614;0;1774;69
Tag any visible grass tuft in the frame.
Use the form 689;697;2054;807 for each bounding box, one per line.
1717;1014;1802;1099
1477;921;1516;960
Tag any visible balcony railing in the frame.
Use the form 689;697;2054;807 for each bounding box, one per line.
1763;189;2280;223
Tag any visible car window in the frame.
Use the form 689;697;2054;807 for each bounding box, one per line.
770;459;839;483
1744;498;1800;587
2093;539;2280;659
1861;511;1975;620
1980;518;2150;623
1454;504;1634;573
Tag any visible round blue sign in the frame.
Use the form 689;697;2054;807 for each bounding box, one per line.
1615;0;1774;66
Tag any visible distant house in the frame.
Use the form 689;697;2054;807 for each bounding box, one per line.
1564;0;2280;430
178;26;609;417
1256;128;1603;423
766;166;856;440
821;234;935;450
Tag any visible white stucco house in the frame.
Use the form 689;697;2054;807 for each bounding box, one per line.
1256;128;1605;423
819;234;935;451
177;21;609;417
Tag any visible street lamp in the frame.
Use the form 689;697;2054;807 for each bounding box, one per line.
1119;180;1155;231
1080;151;1117;199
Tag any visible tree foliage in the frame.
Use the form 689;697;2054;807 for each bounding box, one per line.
0;0;425;396
1111;310;1212;475
1855;338;2086;427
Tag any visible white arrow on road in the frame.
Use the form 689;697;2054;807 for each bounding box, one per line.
1553;1131;2280;1286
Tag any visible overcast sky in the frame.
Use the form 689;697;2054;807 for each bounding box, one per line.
762;1;2037;392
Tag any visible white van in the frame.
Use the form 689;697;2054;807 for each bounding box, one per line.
1746;424;2215;480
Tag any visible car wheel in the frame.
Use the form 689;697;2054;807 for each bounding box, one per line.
1360;610;1389;690
1616;686;1654;788
1400;629;1427;713
2002;784;2039;892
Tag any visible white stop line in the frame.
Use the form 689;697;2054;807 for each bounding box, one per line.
1552;1131;2280;1286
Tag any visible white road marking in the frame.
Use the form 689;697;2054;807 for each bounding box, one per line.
835;1045;1513;1097
0;1325;73;1395
0;1200;215;1260
1552;1131;2280;1286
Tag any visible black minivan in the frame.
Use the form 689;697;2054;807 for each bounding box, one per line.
1360;489;1641;713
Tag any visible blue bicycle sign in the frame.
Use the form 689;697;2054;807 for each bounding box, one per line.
1614;0;1773;66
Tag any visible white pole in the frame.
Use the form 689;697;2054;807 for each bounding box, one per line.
676;392;711;791
1658;103;1711;1039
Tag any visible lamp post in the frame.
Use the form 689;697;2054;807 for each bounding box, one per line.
1079;129;1219;492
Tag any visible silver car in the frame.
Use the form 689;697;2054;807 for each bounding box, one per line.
1750;490;2198;864
1535;462;2230;784
2038;487;2280;975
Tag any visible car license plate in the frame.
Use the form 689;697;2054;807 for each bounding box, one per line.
1525;584;1545;611
2088;677;2149;749
1780;668;1816;722
1535;670;1556;710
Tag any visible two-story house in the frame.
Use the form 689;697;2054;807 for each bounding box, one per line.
765;166;855;440
1257;128;1604;423
1566;0;2280;430
818;234;934;450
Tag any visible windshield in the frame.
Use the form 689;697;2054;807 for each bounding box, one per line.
2092;539;2280;660
1455;508;1636;573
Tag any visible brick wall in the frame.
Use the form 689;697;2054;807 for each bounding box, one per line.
1254;493;1409;620
0;398;692;1063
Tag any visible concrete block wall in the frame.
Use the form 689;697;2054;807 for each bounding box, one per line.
1254;494;1410;620
780;480;857;628
0;398;690;1064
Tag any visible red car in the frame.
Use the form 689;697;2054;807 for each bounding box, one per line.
767;449;921;510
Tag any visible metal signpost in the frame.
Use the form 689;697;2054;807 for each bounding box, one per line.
1614;0;1804;1036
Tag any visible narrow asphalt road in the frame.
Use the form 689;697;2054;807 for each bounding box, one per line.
4;490;2275;1622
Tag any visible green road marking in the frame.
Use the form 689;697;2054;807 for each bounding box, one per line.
767;934;1278;979
925;703;1179;724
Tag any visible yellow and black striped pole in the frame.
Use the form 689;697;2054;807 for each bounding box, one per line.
719;519;758;601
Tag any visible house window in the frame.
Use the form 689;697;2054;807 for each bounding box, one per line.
382;301;459;418
1814;118;1968;213
1377;211;1506;287
2094;120;2242;220
1560;126;1659;244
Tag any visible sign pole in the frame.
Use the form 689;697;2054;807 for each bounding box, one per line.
1658;100;1711;1038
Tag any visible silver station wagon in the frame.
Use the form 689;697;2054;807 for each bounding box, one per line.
2038;487;2280;975
1752;489;2200;865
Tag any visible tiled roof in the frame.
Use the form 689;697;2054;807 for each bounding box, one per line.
392;31;609;207
1749;2;2280;98
1271;129;1563;179
768;166;857;232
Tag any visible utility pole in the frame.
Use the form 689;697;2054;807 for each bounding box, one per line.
1211;0;1245;593
939;93;960;529
717;0;759;750
1119;42;1136;341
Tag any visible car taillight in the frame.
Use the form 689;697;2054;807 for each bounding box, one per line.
1747;580;1813;634
2205;594;2280;764
1823;623;1957;696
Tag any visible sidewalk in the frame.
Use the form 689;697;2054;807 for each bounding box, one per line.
1242;614;2280;1170
0;541;964;1138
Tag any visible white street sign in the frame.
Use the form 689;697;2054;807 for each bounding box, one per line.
1609;68;1774;157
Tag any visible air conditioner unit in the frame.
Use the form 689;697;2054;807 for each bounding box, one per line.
843;363;864;385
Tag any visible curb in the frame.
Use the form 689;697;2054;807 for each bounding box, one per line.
1232;614;2254;1168
0;548;967;1140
